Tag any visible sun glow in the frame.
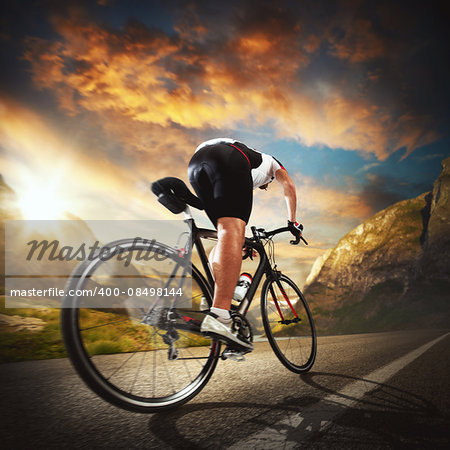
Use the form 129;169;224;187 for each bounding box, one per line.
17;186;67;220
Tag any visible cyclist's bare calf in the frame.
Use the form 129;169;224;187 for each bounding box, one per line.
210;217;246;313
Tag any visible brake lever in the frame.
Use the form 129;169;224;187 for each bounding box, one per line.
290;235;308;245
242;246;254;260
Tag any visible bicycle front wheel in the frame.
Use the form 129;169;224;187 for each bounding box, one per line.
261;274;316;373
61;238;220;413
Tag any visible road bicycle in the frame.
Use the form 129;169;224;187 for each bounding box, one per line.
61;178;316;413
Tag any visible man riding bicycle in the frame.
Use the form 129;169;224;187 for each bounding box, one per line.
187;138;303;351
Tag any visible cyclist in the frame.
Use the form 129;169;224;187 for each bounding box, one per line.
188;138;303;351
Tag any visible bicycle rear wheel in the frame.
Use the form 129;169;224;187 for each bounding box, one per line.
61;239;220;413
261;274;316;373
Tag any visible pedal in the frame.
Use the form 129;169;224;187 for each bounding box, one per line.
221;348;246;362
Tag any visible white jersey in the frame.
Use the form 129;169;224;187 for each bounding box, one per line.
195;138;283;189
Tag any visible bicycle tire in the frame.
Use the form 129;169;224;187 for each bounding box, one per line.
61;238;220;413
261;274;316;373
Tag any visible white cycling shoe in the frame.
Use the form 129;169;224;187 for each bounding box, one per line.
201;313;253;351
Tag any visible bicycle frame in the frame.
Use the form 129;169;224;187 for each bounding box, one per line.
185;214;278;318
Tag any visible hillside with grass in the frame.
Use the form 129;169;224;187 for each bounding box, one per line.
304;158;450;334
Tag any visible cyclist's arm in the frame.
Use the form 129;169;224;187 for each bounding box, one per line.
275;168;297;222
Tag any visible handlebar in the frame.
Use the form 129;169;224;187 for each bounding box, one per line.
250;226;308;246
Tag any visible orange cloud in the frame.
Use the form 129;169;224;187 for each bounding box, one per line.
292;174;373;223
328;19;385;63
248;171;372;249
22;6;439;165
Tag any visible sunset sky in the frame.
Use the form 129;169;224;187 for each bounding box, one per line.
1;0;449;281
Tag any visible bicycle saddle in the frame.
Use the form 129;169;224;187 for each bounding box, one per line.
151;177;204;214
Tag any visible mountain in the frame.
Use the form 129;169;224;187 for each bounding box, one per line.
1;176;22;291
0;175;21;221
304;158;450;334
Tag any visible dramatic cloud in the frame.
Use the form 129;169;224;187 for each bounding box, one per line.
292;174;372;222
360;173;409;213
247;171;372;247
328;18;385;63
22;1;441;161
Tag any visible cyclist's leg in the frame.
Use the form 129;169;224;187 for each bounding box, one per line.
200;217;253;350
211;217;246;311
188;145;253;349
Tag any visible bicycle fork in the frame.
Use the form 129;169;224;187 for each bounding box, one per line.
269;274;301;325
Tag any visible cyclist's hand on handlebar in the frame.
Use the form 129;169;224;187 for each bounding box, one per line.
287;220;303;245
242;245;257;260
288;220;303;235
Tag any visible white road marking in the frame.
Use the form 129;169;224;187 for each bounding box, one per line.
228;332;449;449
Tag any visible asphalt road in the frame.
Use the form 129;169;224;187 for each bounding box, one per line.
1;329;449;449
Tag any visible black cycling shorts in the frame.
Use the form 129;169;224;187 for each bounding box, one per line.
188;143;253;227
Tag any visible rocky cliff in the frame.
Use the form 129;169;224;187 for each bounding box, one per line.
304;158;450;334
420;158;450;278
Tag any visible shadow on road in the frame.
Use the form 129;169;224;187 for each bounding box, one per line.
299;371;448;448
147;371;449;448
147;397;319;449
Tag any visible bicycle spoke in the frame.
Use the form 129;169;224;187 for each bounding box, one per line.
105;334;155;382
176;336;208;366
159;348;176;395
152;334;157;398
106;324;136;344
180;350;193;381
130;348;147;394
80;317;130;331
